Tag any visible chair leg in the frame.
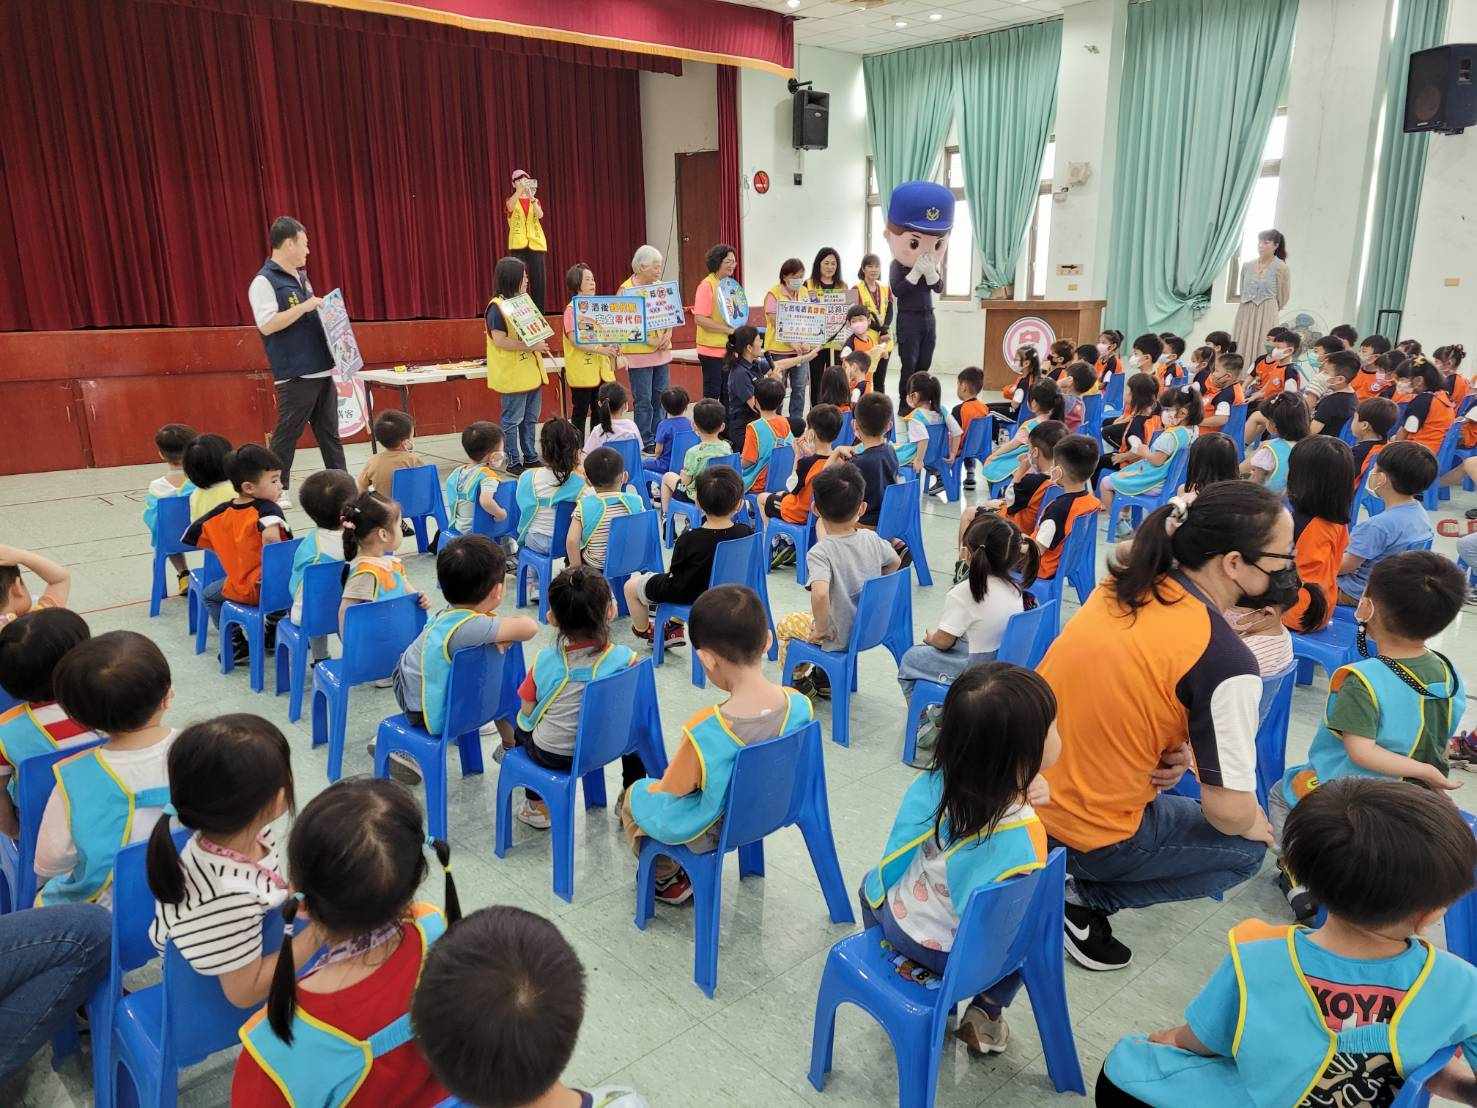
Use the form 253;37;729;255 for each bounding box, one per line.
633;844;659;929
493;768;516;859
690;645;706;689
218;616;236;676
325;689;350;781
288;645;309;723
148;555;165;618
537;564;551;624
582;768;607;809
425;746;449;843
193;595;210;655
828;660;852;748
807;968;841;1090
798;775;856;924
247;616;266;693
310;683;327;748
1023;948;1087;1094
1295;657;1315;686
908;524;933;587
690;854;723;997
413;514;430;554
550;784;576;903
737;840;764;879
455;730;484;777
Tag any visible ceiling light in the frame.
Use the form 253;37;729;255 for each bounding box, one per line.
928;11;942;20
895;19;908;28
786;0;800;8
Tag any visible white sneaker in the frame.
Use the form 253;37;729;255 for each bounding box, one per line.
515;796;551;830
277;493;292;510
956;1006;1010;1055
373;677;394;688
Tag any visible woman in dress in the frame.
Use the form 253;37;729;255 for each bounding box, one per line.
1232;230;1290;365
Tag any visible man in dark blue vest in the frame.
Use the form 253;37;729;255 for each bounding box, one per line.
249;216;345;506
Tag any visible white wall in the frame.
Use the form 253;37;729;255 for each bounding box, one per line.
638;64;719;281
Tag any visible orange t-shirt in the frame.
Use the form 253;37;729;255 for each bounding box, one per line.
1445;372;1469;408
1252;356;1295;399
741;415;793;493
1281;514;1349;632
777;452;841;524
1034;489;1101;580
1403;389;1455;454
957;396;989;436
182;498;290;604
997;473;1051;534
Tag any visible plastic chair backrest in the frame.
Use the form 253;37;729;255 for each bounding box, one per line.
607;437;644;485
707;453;741;475
547;501;577;555
836;411;855;447
997;603;1050;667
671;427;700;469
198;549;226;586
1258;663;1297;727
392;464;445;520
113;829;190;975
1081;395;1105;439
715;721;813;852
942;848;1064;1007
958;415;993;461
1338;420;1356;446
876;478;920;539
1155;444;1192;503
258;538;301;614
472;481;519;541
603;511;662;580
570;660;650;778
922;421;948;468
847;572;906;654
440;642;519;740
341;595;426;686
1039;483;1063;512
298;561;346;637
765;443;796;491
154;495;194;557
1224;404;1248;444
162;913;284;1066
1059;508;1098;572
710;532;761;589
1390;1044;1457;1108
1103;372;1125;411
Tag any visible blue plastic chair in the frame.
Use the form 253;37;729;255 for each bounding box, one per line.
918;422;959;501
1024;507;1100;652
835;410;856;447
607;437;654;510
1391;1044;1458;1107
945;415;993;495
877;478;932;586
0;738;107;914
1290;619;1361;686
1108;447;1190;535
516;501;576;623
1081;394;1105;441
392;463;450;554
767;510;818;585
185;549;225;655
218;538;300;692
1443;809;1477;965
147;495;194;618
1251;664;1298;810
1101;370;1126;419
652;532;778;685
742;442;795;526
374;640;525;841
664;452;738;547
494;660;668;902
783;572;906;748
809;849;1085;1106
272;560;345;723
601;510;664;618
1427;421;1462;508
440;479;519;544
310;595;427;781
1225;403;1249;459
633;720;853;997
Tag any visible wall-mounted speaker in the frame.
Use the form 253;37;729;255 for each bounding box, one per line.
792;89;830;150
1404;44;1476;135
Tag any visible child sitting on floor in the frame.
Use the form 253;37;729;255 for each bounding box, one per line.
621;584;813;906
0;543;71;626
567;447;643;572
143;422;198;595
358;411;425;496
659;400;730;519
443;421;507;537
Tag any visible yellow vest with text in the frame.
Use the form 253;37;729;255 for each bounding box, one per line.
506;198;546;252
856;281;892;345
562;313;616;388
694;273;728;351
486;297;547;394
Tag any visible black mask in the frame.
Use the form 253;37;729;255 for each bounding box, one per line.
1236;564;1301;610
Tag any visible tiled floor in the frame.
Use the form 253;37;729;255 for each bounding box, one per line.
3;434;1474;1107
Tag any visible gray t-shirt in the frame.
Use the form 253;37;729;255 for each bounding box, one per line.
528;643;616;758
806;529;897;649
393;611;501;720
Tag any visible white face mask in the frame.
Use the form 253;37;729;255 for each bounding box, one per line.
1162;409;1182;427
850;320;869;336
1096;343;1110;357
1273;346;1291;361
1130;354;1145;369
785;277;804;292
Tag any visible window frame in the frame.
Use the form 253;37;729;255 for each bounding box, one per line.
863;150;972;302
1023;138;1057;301
1226;108;1288;303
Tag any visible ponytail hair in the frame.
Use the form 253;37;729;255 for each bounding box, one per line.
594;381;628;436
725;325;759;365
1028;380;1065;421
339;492;396;561
1258;229;1287;261
962;514;1038;604
1206;331;1236;355
538;418;581;485
1434;343;1467;369
905;372;942;412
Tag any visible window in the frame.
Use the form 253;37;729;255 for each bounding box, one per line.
863;150;972;300
1024;140;1056;299
1226;109;1288;301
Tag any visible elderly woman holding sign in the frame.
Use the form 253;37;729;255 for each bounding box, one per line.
485;255;551;472
617;245;675;446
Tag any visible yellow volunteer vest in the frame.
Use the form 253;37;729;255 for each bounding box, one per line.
506;198;546;252
694;273;728;351
562;311;615;388
764;283;810;354
618;277;670;357
485;297;547;394
856;280;892;344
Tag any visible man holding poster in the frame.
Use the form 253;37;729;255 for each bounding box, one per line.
249;216;345;505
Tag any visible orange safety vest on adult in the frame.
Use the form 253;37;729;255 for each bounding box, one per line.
506;197;546;252
484;296;548;395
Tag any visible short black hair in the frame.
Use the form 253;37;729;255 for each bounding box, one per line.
0;608;90;703
1065;361;1095;394
1051;434;1100;483
1027;419;1067;455
843;351;871;375
854;392;893;438
1375;440;1438;496
1132;333;1164;362
1286;435;1355;524
583;446;624;489
411;906;586;1108
53;630;171;734
1354;396;1399;439
436;535;506;606
298;469;358;530
269;216;305;249
182;433;231;490
155;423;197;464
1323;349;1362;385
1313;335;1347;356
226;443;283;492
1270;328;1302;355
660;387;690;417
806;403;843;444
754;377;786;413
1359;334;1392;356
461;421;502;462
1215;352;1244;377
1283;777;1477;928
694;465;743;517
1330;323;1359;346
1364;550;1466;640
845;303;871;321
692;398;725;435
373;410;415;450
1160;333;1186;357
1074;343;1098;363
811;463;865;523
957;366;985;392
689;584;768;665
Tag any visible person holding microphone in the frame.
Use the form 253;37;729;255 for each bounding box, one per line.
485;256;551;473
505;170;548;310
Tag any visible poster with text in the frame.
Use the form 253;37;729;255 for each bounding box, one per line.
816;289;855;348
634;281;685;330
717;277;750;328
572;295;648;345
318;288;368;438
500;293;554;346
775;299;829;346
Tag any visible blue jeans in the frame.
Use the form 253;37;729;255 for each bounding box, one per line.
896;642;993;701
500;388;542;466
1056;792;1265;913
628;360;670;446
203;576;225;627
0;904;110;1079
786;357;808;422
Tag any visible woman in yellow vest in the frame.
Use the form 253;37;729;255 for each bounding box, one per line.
505;170;548;310
617;245;674;447
561;262;623;438
763;257;819;423
856;252;895;395
485;256;551;472
805;247;850;421
691;242;739;405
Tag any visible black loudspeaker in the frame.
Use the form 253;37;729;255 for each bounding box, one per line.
1404;44;1477;135
792;89;830;150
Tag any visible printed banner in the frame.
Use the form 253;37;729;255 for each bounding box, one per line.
717;277;750;328
815;289;855;348
318;288;368;438
571;295;648;345
775;299;829;346
500;293;555;346
633;281;685;330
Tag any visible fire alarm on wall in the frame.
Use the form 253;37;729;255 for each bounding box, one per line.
753;170;770;195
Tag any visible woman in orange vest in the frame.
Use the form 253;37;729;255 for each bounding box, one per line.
691;243;739;405
855;253;894;395
485;256;551;472
505;170;548;310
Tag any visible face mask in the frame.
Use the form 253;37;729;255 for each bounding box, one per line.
1235;561;1301;610
850;320;869;336
1308;352;1323;368
1162;409;1182;426
1095;343;1109;357
1130;354;1145;369
1273;347;1291;361
786;277;803;292
1157;352;1171;363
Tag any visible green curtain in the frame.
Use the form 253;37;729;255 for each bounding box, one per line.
1357;0;1448;335
863;43;958;202
1105;0;1299;339
954;21;1062;295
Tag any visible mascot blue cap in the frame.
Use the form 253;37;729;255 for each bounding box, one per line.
886;181;955;233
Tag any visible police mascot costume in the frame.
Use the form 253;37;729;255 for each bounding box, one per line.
885;181;955;411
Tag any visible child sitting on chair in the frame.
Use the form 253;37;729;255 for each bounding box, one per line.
659;400;730;519
443;421;507;539
739;377;794;494
338;493;429;630
949;366;989;488
646;387;692;478
582;381;642;454
1030;433;1102;583
143;422;198;596
567;447;643;572
620;584;813;907
762;404;843;571
184;433;234;522
291;469;357;662
358;411;425;496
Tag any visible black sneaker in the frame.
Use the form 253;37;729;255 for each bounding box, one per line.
1063;904;1133;971
811;669;832;701
1466;506;1477;520
770;541;796;570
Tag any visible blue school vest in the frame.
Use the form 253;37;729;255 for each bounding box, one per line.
37;749;171;905
514;642;636;732
1259;437;1294;495
343;558;412;601
982;417;1042;484
575;492;644;549
289;530;343;610
628;690;812;845
142;480;196;540
1104;920;1477;1108
514;469;586;544
0;704;69;803
862;770;1046;911
443;464;498;532
416;609;483;737
1280;654;1463;806
893;410;933;467
1115;425;1193;488
238;905;446;1108
740;418;793;490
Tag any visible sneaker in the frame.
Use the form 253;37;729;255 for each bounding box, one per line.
1063;904;1133;971
176;571;190;597
373;676;394;689
219;629;250;666
770;541;797;570
915;705;943;752
515;797;551;830
654;869;694;905
400;520;416;538
277;493;292;510
962;474;977;491
811;669;832;701
661;619;686;648
956;1005;1010;1056
1466;507;1477;520
1278;867;1319;923
366;740;423;785
926;477;945;497
790;669;817;698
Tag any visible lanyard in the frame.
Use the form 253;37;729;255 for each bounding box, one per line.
196;835;289;891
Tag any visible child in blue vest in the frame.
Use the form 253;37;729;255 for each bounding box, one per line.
567;446;644;572
979;381;1066;486
36;631;176;907
442;420;506;538
337;491;429;632
1241;391;1307;494
413;905;649;1108
1100;778;1477;1107
290;468;357;663
0;609;96;839
516;418;587;557
898;372;960;479
233;778;460;1106
1272;550;1466;920
738;376;794;493
1099;386;1202;532
864;662;1055;1056
515;567;640;831
621;584;812;906
142;422;197;596
645;386;692;479
148;713;321;1008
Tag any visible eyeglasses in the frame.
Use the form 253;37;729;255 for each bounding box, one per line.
1237;549;1296;566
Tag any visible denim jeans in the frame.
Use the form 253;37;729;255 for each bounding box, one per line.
1056;792;1266;913
500;388;542;466
0;904;111;1079
786;358;809;422
896;642;992;701
628;360;670;446
203;576;226;628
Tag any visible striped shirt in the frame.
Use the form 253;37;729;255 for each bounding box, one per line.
0;702;98;778
150;827;288;975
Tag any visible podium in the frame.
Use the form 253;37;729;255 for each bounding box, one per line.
979;300;1106;391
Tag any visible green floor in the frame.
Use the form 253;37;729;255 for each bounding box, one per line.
4;433;1474;1107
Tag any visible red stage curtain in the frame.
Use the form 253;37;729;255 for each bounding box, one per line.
0;0;662;331
717;65;743;284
